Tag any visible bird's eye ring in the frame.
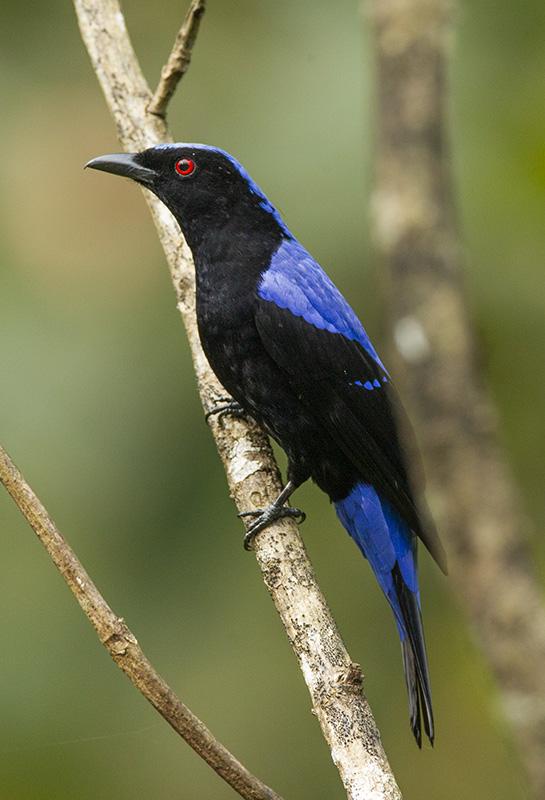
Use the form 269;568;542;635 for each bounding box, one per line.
175;158;196;177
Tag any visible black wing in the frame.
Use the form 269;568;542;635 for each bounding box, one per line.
255;297;447;572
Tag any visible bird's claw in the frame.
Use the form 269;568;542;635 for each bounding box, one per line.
205;397;247;422
239;505;306;550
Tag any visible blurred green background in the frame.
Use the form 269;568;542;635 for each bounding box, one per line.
1;1;543;798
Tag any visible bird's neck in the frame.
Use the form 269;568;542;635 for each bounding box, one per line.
195;222;283;297
170;192;287;256
173;201;286;294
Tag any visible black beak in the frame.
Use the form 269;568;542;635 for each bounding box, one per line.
85;153;156;187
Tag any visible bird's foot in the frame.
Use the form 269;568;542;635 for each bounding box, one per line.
205;397;247;422
239;503;306;550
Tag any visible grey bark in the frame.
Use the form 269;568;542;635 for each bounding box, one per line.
0;444;282;800
369;1;545;795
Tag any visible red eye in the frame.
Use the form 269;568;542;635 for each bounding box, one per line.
175;158;196;176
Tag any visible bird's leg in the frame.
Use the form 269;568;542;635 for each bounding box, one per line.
205;396;247;422
238;480;306;550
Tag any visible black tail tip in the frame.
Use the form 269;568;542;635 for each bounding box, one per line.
412;722;422;749
411;718;434;748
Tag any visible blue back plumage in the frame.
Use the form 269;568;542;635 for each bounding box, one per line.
159;145;386;371
335;483;418;638
258;239;387;370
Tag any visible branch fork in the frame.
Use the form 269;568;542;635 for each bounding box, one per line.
148;0;206;119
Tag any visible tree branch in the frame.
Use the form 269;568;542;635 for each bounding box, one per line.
0;444;281;800
73;1;402;798
148;0;206;118
369;0;545;795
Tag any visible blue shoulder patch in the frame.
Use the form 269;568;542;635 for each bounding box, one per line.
258;238;386;369
154;142;292;236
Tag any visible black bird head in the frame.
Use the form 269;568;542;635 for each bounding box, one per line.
86;143;290;250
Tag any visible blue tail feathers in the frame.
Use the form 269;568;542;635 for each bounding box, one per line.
335;482;434;746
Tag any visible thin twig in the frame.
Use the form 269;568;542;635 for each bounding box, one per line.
148;0;206;118
370;0;545;796
73;1;402;798
0;444;282;800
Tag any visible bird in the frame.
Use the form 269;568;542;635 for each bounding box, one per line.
86;143;447;746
